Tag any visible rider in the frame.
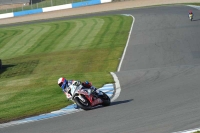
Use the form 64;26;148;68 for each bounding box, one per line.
188;10;193;17
57;77;102;100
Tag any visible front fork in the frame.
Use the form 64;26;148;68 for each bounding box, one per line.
77;94;86;102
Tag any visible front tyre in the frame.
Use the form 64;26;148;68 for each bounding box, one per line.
74;96;91;110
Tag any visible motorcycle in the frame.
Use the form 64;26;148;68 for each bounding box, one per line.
189;14;193;21
67;81;111;110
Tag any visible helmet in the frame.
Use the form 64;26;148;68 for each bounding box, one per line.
189;10;192;13
82;81;92;88
58;77;68;89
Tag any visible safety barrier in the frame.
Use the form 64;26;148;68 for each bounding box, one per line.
72;0;101;8
13;8;43;17
42;4;72;12
0;0;112;19
0;12;13;19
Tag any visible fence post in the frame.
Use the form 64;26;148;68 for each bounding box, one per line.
31;0;32;9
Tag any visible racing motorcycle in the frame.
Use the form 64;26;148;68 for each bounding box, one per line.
67;81;110;110
189;14;193;21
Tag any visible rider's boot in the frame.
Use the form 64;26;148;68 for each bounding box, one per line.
73;103;79;109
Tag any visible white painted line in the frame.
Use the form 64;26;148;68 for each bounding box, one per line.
110;14;135;102
187;5;200;10
110;72;121;102
172;127;200;133
117;14;135;72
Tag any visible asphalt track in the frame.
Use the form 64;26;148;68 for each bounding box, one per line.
1;5;200;133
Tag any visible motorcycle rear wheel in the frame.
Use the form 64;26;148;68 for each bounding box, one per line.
99;91;111;106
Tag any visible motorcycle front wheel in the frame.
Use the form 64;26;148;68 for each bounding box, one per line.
74;95;91;110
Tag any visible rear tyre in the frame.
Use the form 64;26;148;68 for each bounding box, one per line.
99;91;110;106
74;96;91;110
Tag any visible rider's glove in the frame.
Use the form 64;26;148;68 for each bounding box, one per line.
66;87;71;93
77;81;81;86
74;81;81;86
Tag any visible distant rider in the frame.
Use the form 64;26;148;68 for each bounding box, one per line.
188;10;193;17
57;77;102;100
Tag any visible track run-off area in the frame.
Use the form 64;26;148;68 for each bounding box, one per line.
1;1;200;133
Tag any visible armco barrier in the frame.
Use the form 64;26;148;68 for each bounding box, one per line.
42;4;72;13
101;0;112;3
0;12;14;19
72;0;101;8
0;0;112;19
13;8;43;17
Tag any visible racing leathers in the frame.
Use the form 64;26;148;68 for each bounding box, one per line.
62;80;100;100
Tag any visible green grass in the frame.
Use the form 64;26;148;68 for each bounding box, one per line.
0;15;132;123
183;3;200;6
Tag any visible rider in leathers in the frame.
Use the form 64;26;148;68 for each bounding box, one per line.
57;77;102;100
188;10;194;18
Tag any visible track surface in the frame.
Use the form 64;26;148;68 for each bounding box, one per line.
1;5;200;133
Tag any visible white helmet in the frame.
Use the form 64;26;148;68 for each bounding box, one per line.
58;77;68;89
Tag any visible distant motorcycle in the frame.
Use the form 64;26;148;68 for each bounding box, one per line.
67;82;110;110
189;14;193;21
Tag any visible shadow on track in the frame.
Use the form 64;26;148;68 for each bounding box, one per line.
87;99;133;110
111;99;133;106
192;18;200;21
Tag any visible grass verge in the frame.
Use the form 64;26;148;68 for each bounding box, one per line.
0;15;132;123
183;3;200;6
194;131;200;133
